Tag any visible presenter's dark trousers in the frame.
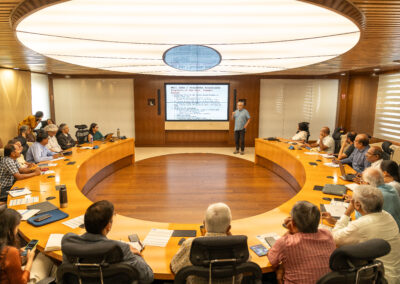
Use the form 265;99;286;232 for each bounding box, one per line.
235;129;246;151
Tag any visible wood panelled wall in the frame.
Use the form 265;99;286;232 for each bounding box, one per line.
338;75;379;135
0;69;31;144
134;76;260;146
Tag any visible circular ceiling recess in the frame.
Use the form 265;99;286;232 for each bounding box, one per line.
15;0;361;76
163;45;221;71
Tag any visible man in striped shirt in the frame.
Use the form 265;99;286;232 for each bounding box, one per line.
267;201;335;284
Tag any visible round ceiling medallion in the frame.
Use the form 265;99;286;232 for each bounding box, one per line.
163;45;221;71
15;0;361;76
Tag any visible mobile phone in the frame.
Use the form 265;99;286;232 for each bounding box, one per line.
178;238;186;245
282;222;288;229
128;234;140;243
313;185;323;191
128;234;144;250
250;244;268;257
265;237;277;247
34;214;51;222
21;239;38;256
322;197;331;201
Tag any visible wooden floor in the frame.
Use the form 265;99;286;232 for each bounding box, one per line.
87;153;296;223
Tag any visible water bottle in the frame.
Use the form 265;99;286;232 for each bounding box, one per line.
90;136;93;145
117;128;120;139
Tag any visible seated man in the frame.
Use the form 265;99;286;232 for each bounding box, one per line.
338;134;370;173
267;201;336;284
26;130;62;163
362;168;400;229
171;203;242;284
304;127;335;154
7;139;34;168
365;146;384;169
44;124;62;153
326;185;400;284
0;144;40;198
56;124;76;150
337;131;357;160
62;200;153;283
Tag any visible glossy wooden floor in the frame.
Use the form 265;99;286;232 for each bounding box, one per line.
87;153;296;223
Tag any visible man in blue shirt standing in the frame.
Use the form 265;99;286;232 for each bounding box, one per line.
232;101;251;155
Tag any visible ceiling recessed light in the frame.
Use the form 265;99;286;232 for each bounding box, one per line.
13;67;20;70
340;73;346;76
47;72;52;75
65;75;70;78
373;68;380;72
16;0;360;76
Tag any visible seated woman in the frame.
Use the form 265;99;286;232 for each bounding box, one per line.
25;130;62;163
88;123;104;142
0;207;57;283
56;124;76;150
15;125;30;157
381;160;400;195
0;207;35;283
291;122;309;142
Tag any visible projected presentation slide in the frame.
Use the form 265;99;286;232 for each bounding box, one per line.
165;84;229;121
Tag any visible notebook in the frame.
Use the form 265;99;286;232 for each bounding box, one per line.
44;234;64;251
27;201;58;214
322;184;347;196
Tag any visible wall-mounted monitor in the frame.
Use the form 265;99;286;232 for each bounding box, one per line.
165;83;229;121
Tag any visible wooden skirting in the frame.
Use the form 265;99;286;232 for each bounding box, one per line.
81;155;134;195
255;156;301;193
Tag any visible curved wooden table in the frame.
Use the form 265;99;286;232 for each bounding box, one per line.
11;138;354;279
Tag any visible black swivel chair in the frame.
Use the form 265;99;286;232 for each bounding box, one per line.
174;235;262;284
332;127;345;154
75;124;89;144
382;141;394;160
57;237;139;284
317;238;391;284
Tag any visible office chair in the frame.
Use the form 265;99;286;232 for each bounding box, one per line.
174;235;262;284
332;127;345;154
57;238;139;284
75;124;89;144
381;141;394;160
317;238;391;284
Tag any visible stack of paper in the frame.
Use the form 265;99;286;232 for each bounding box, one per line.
41;170;55;175
39;163;57;168
8;188;31;197
51;157;64;162
17;209;40;221
44;234;64;251
80;146;93;150
345;183;359;191
9;196;39;207
62;215;84;229
324;201;349;218
320;153;335;159
256;233;280;248
143;229;173;247
324;162;340;168
304;152;319;155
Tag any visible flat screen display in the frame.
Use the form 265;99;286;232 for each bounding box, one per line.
165;84;229;121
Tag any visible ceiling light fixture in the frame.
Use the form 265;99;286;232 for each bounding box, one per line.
15;0;361;76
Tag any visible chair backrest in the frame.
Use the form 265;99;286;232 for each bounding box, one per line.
74;125;89;144
58;234;139;284
174;235;262;284
317;239;391;284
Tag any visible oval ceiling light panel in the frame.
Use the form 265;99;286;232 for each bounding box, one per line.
16;0;361;76
163;45;221;71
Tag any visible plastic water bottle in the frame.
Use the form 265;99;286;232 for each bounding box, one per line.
117;128;120;139
90;136;93;145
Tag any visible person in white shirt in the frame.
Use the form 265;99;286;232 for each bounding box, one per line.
305;127;335;154
365;146;384;170
44;124;62;153
291;122;309;142
381;160;400;196
323;185;400;284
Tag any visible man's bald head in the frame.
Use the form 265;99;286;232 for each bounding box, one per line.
321;127;330;135
354;134;369;149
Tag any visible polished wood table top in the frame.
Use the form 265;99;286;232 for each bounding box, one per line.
11;138;355;279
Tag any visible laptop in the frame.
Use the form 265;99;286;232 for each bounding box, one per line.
322;184;347;196
339;162;356;181
103;133;114;142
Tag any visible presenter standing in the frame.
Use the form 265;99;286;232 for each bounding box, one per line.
232;101;251;155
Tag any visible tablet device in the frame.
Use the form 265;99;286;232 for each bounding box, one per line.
250;244;268;257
